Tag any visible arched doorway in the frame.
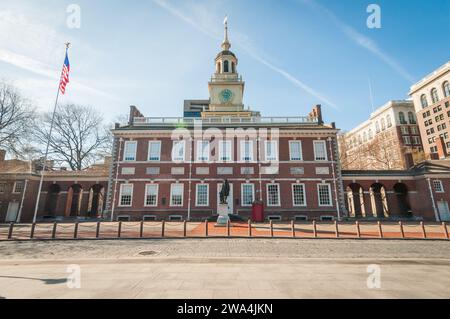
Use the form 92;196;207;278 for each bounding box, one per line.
346;183;365;218
369;183;389;218
45;184;61;216
65;184;83;217
393;183;411;217
88;184;105;218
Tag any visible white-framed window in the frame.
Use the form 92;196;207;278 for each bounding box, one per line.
148;141;161;161
401;126;409;135
264;140;278;161
241;183;255;206
240;140;254;162
412;136;421;145
13;181;25;194
169;215;183;221
320;216;335;221
196;184;209;206
266;183;280;206
317;184;332;206
123;141;137;161
144;184;158;207
402;136;411;145
196;140;210;162
292;183;306;206
219;140;232;162
143;215;157;221
294;215;308;221
267;215;281;221
117;215;131;221
170;183;184;206
289;141;303;161
313;140;327;161
119;184;133;207
433;180;444;193
172;140;185;162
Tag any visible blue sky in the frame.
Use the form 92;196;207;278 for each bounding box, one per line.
0;0;449;130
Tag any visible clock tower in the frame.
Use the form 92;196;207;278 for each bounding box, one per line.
204;17;251;118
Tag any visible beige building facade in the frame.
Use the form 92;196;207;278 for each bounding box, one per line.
409;61;450;159
339;100;423;170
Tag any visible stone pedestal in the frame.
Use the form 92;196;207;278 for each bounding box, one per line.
216;203;231;226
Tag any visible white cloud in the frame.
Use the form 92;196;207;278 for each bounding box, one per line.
151;0;339;110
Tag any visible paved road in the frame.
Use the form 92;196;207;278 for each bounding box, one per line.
1;239;450;298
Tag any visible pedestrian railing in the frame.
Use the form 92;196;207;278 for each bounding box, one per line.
0;220;448;241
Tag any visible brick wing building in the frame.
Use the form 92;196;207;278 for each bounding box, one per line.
105;22;346;222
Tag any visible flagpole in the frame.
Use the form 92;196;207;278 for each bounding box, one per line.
32;43;70;223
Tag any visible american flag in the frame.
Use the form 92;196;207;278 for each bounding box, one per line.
59;51;70;95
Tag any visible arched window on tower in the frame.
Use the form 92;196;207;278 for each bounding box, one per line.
431;88;439;103
224;60;229;73
231;62;236;73
443;81;450;98
420;94;428;108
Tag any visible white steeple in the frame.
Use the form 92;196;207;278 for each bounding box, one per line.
222;16;231;51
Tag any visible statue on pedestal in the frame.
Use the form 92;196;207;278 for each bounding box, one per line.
219;179;230;205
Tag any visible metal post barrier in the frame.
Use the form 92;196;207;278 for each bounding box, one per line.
248;220;252;237
270;220;274;238
7;223;14;240
73;222;79;239
420;221;427;239
205;220;208;237
227;220;231;237
335;220;339;238
96;222;101;239
30;222;36;239
291;220;295;238
140;221;144;238
399;221;405;239
51;222;57;239
183;220;187;237
313;220;317;238
377;221;383;238
161;220;165;238
443;222;449;239
118;221;122;238
356;221;361;238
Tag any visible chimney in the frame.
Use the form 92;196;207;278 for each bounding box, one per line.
436;136;447;159
309;104;323;125
0;149;5;162
129;105;144;126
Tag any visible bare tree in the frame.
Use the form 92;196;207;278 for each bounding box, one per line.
364;132;402;169
33;104;111;170
0;82;36;156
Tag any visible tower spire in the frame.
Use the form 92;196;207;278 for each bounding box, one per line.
222;16;231;51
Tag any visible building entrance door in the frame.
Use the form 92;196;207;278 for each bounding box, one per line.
5;202;20;222
437;201;450;221
217;182;233;215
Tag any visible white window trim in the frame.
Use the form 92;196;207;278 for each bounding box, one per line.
320;215;335;221
12;181;24;194
219;140;232;162
313;140;328;161
267;215;282;221
196;140;210;162
170;183;184;207
240;140;254;162
123;141;137;162
317;183;332;207
241;183;255;207
266;183;281;207
172;140;186;162
143;215;157;221
289;140;303;161
195;183;209;207
144;184;159;207
147;141;161;162
118;184;133;207
169;215;183;221
291;183;307;207
294;215;308;221
117;215;131;221
264;140;278;161
433;180;444;193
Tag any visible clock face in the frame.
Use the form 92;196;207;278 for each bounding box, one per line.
219;89;234;103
